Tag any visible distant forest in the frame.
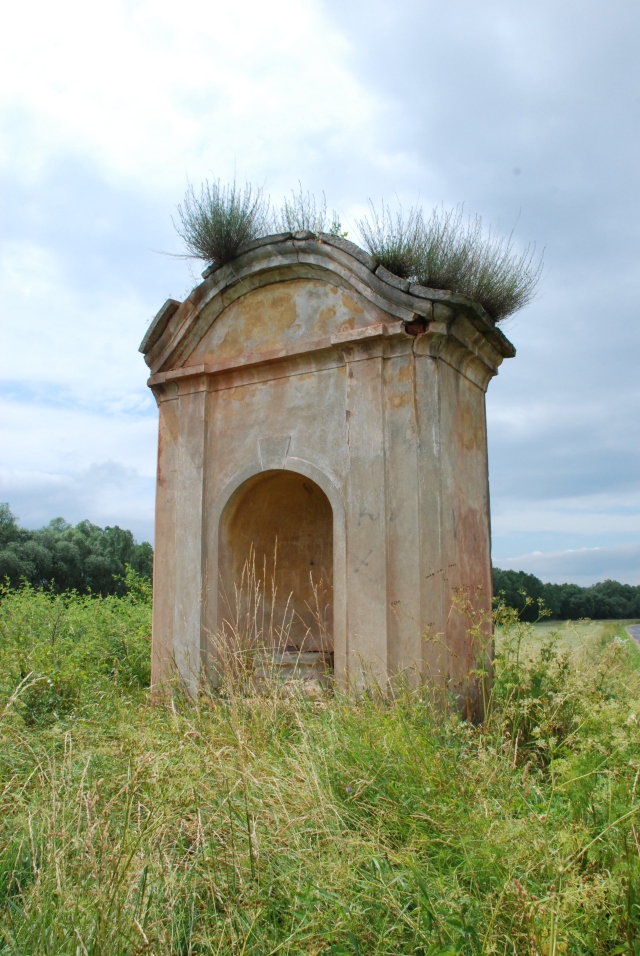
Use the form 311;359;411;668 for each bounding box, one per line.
1;503;638;619
0;504;153;596
493;567;640;622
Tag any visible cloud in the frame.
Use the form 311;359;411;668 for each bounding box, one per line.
0;395;156;472
0;237;158;402
0;0;380;193
1;0;639;585
0;461;155;545
328;0;640;582
0;393;157;546
497;543;640;587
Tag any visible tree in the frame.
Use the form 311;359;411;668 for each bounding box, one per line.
0;504;153;596
492;568;547;621
492;566;640;621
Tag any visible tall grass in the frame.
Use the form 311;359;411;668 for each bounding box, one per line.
174;179;271;268
212;545;334;697
357;201;543;321
273;183;343;237
2;579;639;953
174;179;541;320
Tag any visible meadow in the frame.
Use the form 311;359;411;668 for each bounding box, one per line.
1;578;640;955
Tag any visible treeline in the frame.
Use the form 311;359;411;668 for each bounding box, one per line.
0;504;153;596
493;567;640;622
2;500;637;618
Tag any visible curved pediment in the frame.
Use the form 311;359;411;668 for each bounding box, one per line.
140;233;515;388
182;278;379;371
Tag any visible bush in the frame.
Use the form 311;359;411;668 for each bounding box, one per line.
0;572;152;726
357;201;543;321
174;178;271;267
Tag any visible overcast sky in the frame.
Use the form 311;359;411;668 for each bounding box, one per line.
1;0;639;586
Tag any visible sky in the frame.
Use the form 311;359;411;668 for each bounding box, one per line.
1;0;639;586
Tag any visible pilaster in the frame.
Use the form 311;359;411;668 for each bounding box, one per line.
382;339;423;678
343;341;389;686
172;380;207;693
150;383;178;688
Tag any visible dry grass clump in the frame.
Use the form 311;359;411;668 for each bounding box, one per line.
174;179;271;269
357;201;543;321
212;548;333;698
174;180;344;270
354;202;425;282
273;183;343;237
2;580;639;954
174;178;541;321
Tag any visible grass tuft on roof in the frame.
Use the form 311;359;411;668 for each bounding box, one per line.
175;180;542;321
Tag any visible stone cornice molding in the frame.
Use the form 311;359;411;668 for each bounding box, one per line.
141;232;515;393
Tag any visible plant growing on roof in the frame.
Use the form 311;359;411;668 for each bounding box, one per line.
274;182;343;236
174;178;541;320
174;179;271;268
355;200;425;280
357;200;543;321
415;205;543;321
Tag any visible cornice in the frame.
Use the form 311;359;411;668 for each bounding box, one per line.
140;233;515;391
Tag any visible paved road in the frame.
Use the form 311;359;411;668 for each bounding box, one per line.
627;625;640;646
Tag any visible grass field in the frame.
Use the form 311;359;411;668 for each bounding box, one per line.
1;582;640;955
499;618;640;661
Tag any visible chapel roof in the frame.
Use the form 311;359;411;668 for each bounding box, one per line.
139;231;515;381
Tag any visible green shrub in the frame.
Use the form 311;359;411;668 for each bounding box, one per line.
174;178;271;267
0;571;152;728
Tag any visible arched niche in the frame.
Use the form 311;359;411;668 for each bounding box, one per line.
217;470;333;653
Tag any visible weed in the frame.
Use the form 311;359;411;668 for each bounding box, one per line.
357;200;543;321
173;179;541;320
274;182;343;236
174;178;271;267
356;199;425;279
22;675;80;726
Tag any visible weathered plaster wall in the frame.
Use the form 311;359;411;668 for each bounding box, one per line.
150;394;178;683
185;279;370;369
427;359;492;691
142;234;513;696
